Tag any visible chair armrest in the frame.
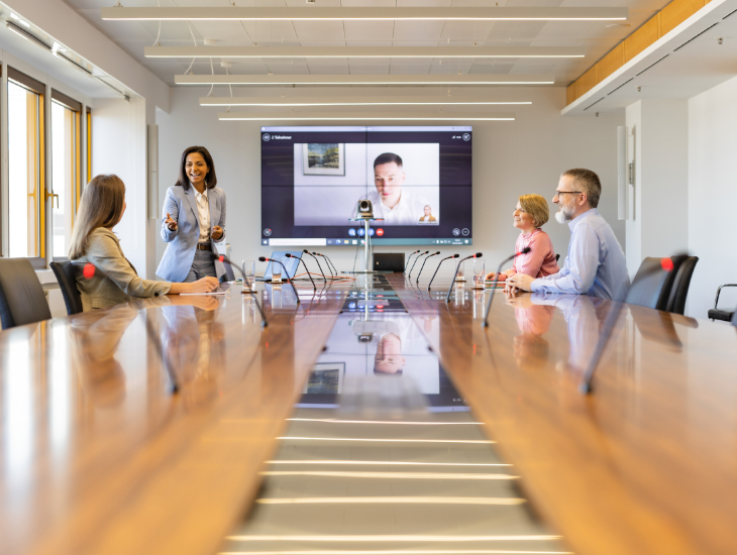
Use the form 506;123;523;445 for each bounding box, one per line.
714;284;737;309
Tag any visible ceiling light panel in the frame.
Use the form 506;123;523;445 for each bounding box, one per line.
145;46;585;59
218;112;515;121
177;74;554;86
200;96;532;107
101;7;628;21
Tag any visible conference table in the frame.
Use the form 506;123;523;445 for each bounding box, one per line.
1;274;736;555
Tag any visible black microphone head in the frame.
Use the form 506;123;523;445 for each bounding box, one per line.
475;252;483;258
285;253;294;258
312;251;319;255
434;251;440;255
303;249;310;254
423;250;430;254
520;246;531;254
452;254;460;258
258;256;267;262
210;253;221;261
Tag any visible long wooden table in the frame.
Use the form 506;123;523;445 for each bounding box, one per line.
0;284;349;555
3;273;737;555
391;275;737;555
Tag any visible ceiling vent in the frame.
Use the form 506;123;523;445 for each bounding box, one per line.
607;77;634;95
673;22;719;52
583;97;605;111
635;54;669;77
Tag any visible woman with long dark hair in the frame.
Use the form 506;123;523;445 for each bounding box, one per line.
69;174;219;311
157;146;227;282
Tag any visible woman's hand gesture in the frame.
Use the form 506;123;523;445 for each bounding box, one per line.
188;276;220;294
211;225;223;240
165;212;178;231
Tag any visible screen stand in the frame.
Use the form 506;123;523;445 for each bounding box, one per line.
343;218;383;275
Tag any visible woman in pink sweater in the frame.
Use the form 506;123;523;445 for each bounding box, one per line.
486;194;559;284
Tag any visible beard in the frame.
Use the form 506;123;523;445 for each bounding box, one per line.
555;206;574;224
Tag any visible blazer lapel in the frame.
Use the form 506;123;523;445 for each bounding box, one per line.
209;191;220;226
184;187;200;226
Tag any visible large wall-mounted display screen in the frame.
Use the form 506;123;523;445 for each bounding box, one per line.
261;126;473;247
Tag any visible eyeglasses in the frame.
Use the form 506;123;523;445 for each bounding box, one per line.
555;190;582;196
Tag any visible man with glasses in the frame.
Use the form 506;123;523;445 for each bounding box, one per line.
507;168;630;302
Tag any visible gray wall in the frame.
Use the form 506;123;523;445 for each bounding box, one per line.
156;87;625;282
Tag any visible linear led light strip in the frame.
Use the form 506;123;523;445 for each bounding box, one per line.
285;418;484;424
267;461;511;466
276;437;495;443
145;46;585;59
102;7;628;21
217;551;573;555
201;97;531;107
225;534;562;541
219;113;514;122
260;471;517;479
255;496;525;505
177;75;554;86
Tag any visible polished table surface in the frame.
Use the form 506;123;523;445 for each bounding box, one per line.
2;274;737;555
389;274;737;555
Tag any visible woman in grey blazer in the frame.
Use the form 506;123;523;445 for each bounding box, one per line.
157;146;227;283
69;175;219;311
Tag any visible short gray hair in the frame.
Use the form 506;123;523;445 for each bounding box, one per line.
562;168;601;208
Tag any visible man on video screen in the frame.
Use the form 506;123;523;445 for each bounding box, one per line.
356;152;432;225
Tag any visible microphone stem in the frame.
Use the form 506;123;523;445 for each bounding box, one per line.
446;257;473;303
271;259;301;304
325;255;338;277
416;254;436;284
408;253;426;278
319;255;335;279
428;256;454;291
305;252;327;282
227;257;268;328
296;257;317;290
404;252;418;272
482;253;517;327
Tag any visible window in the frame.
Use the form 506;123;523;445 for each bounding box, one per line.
7;69;45;260
51;90;82;259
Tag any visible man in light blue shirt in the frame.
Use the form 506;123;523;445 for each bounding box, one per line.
507;168;630;302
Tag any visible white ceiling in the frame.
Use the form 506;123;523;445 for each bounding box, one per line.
64;0;672;87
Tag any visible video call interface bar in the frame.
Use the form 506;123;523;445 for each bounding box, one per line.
260;126;473;246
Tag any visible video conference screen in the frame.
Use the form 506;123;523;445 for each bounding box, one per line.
261;126;473;247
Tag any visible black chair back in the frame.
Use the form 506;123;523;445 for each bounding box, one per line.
50;261;84;316
625;256;685;312
664;256;699;315
0;258;52;329
732;308;737;327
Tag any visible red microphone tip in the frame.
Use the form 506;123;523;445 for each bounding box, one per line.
83;263;95;279
219;255;225;262
661;258;674;272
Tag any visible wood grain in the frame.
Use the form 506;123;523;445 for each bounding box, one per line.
0;284;349;555
390;276;737;555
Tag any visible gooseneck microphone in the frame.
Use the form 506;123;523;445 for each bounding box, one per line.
446;252;483;303
482;247;532;327
212;254;268;328
404;250;421;272
322;253;339;276
310;251;333;279
286;253;317;291
408;251;430;279
416;251;441;284
259;256;301;304
428;254;459;291
303;249;326;282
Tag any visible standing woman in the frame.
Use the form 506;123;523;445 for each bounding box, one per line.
157;146;227;282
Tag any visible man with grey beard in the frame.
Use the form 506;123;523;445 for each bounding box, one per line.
506;168;630;302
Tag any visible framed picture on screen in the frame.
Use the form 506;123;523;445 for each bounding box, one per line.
302;143;345;176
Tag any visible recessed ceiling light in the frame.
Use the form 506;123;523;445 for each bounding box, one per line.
219;112;515;121
201;96;531;107
177;74;554;86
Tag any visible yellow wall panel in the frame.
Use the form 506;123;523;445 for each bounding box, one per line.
660;0;706;36
566;84;577;105
624;15;661;62
597;43;625;83
575;66;599;98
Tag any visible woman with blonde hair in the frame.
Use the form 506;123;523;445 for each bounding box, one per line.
69;174;219;311
486;194;559;283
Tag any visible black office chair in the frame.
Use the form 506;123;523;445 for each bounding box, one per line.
50;261;84;316
555;254;560;263
664;256;698;315
708;283;737;322
0;258;52;329
625;256;686;312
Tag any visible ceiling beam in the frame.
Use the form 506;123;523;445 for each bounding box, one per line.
218;111;516;121
102;7;628;22
200;96;532;107
177;74;554;86
146;46;585;59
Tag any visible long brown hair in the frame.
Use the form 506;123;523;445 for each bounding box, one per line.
68;174;126;260
176;146;217;191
